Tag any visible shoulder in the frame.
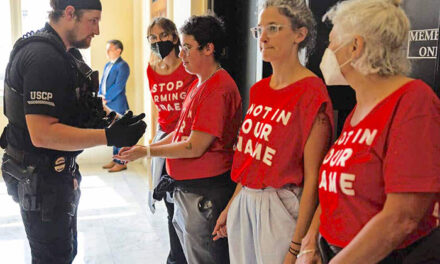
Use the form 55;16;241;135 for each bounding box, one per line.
117;58;129;68
207;69;238;94
252;77;270;89
399;79;437;101
17;42;66;75
383;80;440;132
147;64;155;75
20;41;64;62
395;80;440;120
295;77;329;104
299;76;327;93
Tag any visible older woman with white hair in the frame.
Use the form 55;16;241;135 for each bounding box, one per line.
297;0;440;263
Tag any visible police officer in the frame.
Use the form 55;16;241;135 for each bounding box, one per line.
0;0;146;263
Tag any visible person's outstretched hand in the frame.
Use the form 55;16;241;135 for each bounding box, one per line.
105;111;146;147
114;145;147;162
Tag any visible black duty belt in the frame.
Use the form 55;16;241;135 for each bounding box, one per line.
174;171;235;192
5;145;77;174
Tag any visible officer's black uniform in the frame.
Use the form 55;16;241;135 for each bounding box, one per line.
2;23;105;264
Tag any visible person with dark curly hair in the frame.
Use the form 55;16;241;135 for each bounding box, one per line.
116;14;242;264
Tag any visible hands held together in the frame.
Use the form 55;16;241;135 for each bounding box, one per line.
212;208;229;241
114;145;147;162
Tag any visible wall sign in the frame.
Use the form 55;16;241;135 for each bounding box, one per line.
407;28;439;59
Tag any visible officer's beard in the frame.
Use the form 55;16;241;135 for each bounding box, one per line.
66;29;92;49
71;38;92;49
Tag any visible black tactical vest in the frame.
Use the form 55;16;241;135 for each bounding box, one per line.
3;29;108;131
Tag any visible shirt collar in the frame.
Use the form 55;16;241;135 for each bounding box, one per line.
43;23;67;50
110;57;120;64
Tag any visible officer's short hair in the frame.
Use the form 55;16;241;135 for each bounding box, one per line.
180;14;227;62
107;40;124;54
49;0;85;22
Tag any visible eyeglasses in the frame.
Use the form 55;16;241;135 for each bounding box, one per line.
147;31;170;43
250;24;288;39
179;44;201;55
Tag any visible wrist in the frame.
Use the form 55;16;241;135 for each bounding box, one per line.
145;145;151;158
290;240;302;252
288;246;299;258
297;249;316;258
301;232;319;249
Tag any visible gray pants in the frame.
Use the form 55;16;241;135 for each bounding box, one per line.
227;186;302;264
172;175;235;264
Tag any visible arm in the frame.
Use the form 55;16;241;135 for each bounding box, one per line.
212;183;243;240
115;129;215;161
26;114;107;151
330;192;435;264
285;111;332;263
98;63;107;96
105;63;130;103
296;206;322;264
150;129;214;158
150;131;175;147
301;205;322;248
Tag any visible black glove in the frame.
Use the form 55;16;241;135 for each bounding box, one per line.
105;111;147;147
103;111;117;127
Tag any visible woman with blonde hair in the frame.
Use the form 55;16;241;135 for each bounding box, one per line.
297;0;440;263
212;0;334;263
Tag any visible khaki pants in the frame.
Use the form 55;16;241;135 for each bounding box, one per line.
227;186;302;264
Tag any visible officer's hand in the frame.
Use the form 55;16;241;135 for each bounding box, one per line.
103;111;117;126
105;111;147;147
117;111;146;126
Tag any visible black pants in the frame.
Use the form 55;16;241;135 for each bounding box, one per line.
21;203;78;264
2;154;80;264
165;197;188;264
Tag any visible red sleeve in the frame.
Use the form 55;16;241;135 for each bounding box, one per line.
298;80;334;148
384;90;440;193
192;84;232;139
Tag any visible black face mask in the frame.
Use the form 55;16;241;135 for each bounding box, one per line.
151;41;175;60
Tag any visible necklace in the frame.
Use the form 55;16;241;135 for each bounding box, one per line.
190;65;222;98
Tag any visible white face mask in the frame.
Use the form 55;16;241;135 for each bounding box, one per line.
320;43;352;86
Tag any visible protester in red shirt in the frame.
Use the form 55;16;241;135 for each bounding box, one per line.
298;1;440;263
212;1;334;263
116;15;242;264
146;17;196;264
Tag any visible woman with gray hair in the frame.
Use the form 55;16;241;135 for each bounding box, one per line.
212;0;334;263
297;0;440;263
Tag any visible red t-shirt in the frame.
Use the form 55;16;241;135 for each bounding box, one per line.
319;80;440;248
147;63;196;133
166;69;242;180
231;76;333;189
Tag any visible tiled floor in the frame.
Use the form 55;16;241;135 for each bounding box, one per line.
0;162;171;264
